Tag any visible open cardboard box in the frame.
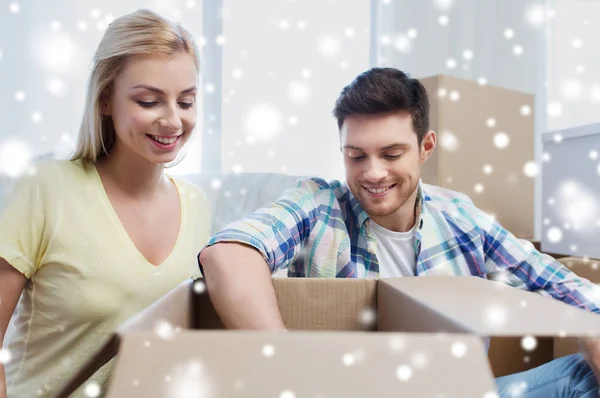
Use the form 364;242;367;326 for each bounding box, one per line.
57;276;600;397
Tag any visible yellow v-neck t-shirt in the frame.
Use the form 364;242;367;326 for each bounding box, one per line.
0;159;210;397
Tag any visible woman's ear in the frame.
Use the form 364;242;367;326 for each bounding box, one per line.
101;99;113;116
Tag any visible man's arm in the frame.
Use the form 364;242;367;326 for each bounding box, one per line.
198;179;325;329
463;201;600;376
200;243;286;329
463;202;600;313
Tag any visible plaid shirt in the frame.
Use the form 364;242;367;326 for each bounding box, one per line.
206;178;600;314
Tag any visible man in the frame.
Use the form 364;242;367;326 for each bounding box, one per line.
199;67;600;397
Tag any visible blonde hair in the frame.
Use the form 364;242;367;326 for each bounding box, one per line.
71;9;200;162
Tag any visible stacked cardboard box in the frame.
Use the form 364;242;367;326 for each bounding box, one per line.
419;75;536;240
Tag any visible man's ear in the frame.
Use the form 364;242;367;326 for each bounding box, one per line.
420;130;436;164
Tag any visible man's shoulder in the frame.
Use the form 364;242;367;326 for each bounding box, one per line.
291;177;350;201
421;182;476;209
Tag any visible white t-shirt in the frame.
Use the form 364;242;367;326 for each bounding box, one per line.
370;220;417;277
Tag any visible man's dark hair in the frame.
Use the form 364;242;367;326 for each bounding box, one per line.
333;67;430;145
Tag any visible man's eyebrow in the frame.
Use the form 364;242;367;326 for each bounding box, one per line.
342;143;410;151
381;143;410;150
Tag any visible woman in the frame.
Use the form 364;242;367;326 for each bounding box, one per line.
0;9;209;397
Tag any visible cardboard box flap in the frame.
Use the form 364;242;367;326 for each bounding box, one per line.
55;335;121;398
377;278;476;333
118;279;195;333
383;276;600;336
105;330;497;398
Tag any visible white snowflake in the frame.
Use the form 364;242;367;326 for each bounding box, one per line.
522;161;539;178
359;308;376;326
439;130;459;152
506;381;528;397
525;4;547;27
210;179;222;189
154;320;175;340
451;341;468;358
317;36;341;57
562;79;582;100
279;20;290;30
14;90;25;102
590;86;600;102
0;348;11;364
493;132;510;149
84;381;101;397
474;183;484;194
232;69;243;79
50;21;62;31
513;45;524;56
433;0;454;9
47;77;66;97
342;352;356;366
411;352;428;369
396;365;413;381
0;140;32;178
546;227;563;243
438;15;449;26
193;280;206;294
504;28;515;39
484;305;508;328
245;104;282;141
262;344;275;357
280;390;296;398
483;164;493;175
288;81;310;104
486;118;496;128
521;336;537;351
167;360;215;398
31;112;43;123
388;335;406;352
394;35;412;54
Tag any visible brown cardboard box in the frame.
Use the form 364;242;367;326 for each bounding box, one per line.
419;75;536;239
58;276;600;398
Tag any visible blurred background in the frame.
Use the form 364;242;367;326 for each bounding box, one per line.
1;0;599;258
